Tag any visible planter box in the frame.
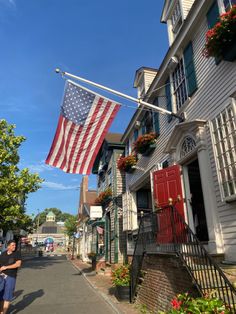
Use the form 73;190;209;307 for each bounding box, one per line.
222;41;236;62
116;285;130;301
124;166;136;174
142;143;156;156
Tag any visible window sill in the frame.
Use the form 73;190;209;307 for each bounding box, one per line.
225;195;236;203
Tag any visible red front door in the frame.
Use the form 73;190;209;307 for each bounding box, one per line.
152;165;184;244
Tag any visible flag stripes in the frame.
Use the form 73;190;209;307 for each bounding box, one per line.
46;80;120;174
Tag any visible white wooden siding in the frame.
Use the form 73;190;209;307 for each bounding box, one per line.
181;0;195;20
126;10;236;259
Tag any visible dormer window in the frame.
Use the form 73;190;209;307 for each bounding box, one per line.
223;0;236;11
171;1;182;34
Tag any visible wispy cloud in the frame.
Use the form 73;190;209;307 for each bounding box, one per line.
71;178;79;182
28;161;53;174
42;181;79;191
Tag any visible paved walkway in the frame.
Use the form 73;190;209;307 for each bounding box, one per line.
10;255;117;314
71;258;139;314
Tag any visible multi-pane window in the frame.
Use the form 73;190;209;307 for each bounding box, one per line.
223;0;236;11
212;103;236;199
171;1;182;33
172;58;188;111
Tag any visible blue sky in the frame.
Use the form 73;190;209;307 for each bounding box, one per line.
0;0;168;216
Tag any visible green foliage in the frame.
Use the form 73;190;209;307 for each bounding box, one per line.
133;132;157;154
87;252;96;260
136;304;153;314
159;292;230;314
203;5;236;58
34;208;73;225
64;215;77;237
111;264;130;287
0;119;43;232
95;188;112;205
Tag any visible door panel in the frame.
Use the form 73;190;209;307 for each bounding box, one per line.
153;164;184;244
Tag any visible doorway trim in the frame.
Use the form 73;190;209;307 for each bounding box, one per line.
164;120;223;253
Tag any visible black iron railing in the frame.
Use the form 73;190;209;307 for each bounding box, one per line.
130;206;236;312
130;213;157;302
170;205;236;313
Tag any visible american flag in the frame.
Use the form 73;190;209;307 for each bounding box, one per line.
46;80;120;174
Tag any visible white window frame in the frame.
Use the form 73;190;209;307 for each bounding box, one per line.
172;58;188;111
211;99;236;202
218;0;236;13
223;0;236;11
171;1;182;34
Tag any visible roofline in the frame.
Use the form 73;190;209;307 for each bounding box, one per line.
133;67;159;87
147;0;208;100
121;0;208;142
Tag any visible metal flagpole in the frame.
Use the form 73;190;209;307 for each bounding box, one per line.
55;69;183;122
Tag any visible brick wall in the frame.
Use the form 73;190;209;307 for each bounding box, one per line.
136;254;199;312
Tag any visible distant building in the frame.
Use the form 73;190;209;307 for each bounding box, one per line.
31;211;67;246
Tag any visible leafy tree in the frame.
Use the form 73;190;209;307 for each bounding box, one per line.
34;208;74;226
0;119;43;233
64;215;77;238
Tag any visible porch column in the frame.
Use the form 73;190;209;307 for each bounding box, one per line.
197;127;223;253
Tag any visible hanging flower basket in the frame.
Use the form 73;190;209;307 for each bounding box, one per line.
133;132;157;155
203;5;236;61
95;188;112;205
117;154;137;173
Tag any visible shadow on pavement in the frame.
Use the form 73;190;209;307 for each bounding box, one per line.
21;256;66;270
13;290;24;300
10;289;44;313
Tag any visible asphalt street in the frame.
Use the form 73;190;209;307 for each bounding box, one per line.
10;255;116;314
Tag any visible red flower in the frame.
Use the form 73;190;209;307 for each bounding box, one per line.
203;5;236;58
133;132;157;154
117;154;137;172
171;298;182;310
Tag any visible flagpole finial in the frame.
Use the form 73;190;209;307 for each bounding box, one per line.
55;68;61;74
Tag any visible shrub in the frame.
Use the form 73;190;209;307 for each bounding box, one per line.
159;292;231;314
111;264;130;287
87;252;96;260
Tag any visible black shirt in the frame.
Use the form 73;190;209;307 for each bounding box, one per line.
0;250;21;278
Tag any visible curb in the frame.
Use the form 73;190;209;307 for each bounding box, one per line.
70;260;121;314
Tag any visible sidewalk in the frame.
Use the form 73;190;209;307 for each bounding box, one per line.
71;258;140;314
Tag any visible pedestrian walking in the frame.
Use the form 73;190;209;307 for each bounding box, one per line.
0;240;22;314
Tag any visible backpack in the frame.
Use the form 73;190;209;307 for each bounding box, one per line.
0;275;5;292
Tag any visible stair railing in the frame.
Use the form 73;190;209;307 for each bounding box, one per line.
130;212;156;302
130;205;236;312
166;205;236;312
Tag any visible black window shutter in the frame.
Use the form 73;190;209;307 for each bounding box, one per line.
207;1;220;64
206;1;219;28
184;42;198;97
